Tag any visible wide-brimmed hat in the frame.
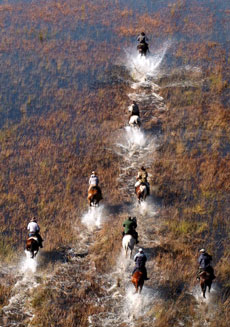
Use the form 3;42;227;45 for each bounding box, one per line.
200;249;205;253
139;248;143;253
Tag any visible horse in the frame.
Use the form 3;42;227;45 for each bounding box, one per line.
122;234;136;258
132;270;144;293
135;184;148;203
26;237;39;258
88;186;103;207
199;271;213;298
129;115;141;128
137;42;149;57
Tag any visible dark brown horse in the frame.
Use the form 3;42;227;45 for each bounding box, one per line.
132;270;144;293
135;184;147;203
26;237;39;258
88;187;103;207
199;271;213;298
137;43;149;56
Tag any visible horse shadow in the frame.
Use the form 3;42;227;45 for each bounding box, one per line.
38;248;69;268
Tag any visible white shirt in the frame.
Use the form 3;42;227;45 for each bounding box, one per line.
27;222;40;233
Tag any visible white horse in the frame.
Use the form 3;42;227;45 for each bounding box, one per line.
122;234;136;258
129;115;141;128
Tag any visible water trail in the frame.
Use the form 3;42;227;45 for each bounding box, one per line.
125;43;170;82
20;250;38;274
1;252;40;326
90;44;168;327
81;205;106;230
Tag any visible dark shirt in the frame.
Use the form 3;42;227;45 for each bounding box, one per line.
198;253;212;269
134;253;147;268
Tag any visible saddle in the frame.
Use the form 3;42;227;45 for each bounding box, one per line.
28;236;39;242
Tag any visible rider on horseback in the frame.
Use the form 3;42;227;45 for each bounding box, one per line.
132;248;149;280
137;32;149;44
27;217;43;248
129;101;140;117
88;171;102;198
137;32;149;56
135;166;150;196
122;216;139;244
197;249;215;280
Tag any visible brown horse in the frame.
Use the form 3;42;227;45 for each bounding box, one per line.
137;43;149;56
26;237;39;258
135;184;147;203
199;271;213;298
88;187;103;207
132;270;144;293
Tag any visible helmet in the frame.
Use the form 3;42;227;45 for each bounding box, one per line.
200;249;205;253
139;248;143;253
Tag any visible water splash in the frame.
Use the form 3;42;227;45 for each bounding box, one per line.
116;127;156;158
20;250;38;274
81;205;106;230
122;285;157;325
125;42;170;82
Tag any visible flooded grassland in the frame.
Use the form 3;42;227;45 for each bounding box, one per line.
1;0;230;326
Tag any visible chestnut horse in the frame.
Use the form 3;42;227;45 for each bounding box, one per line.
137;43;149;57
199;271;213;298
26;237;39;258
132;270;144;293
88;187;103;207
135;184;147;203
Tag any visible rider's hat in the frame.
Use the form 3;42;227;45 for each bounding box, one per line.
200;249;205;253
141;32;145;36
139;248;143;253
92;171;96;174
141;166;145;170
31;216;37;222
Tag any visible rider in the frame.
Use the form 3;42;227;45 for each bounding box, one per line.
129;101;140;117
27;217;43;248
197;249;215;280
122;216;139;244
132;248;149;280
137;32;149;44
135;166;150;196
88;171;102;198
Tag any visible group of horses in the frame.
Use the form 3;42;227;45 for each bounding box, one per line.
26;44;212;299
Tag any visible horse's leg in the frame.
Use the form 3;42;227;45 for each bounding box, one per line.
208;281;212;293
203;284;206;298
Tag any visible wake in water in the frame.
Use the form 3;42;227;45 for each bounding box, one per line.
81;205;106;230
20;250;38;274
124;42;170;82
2;252;40;325
115;127;156;160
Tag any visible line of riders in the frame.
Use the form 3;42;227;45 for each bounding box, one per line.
25;33;215;292
26;171;216;285
26;217;216;285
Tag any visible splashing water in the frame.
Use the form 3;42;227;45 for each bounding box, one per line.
81;205;106;230
122;285;157;325
125;42;170;82
116;127;156;158
20;250;38;274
